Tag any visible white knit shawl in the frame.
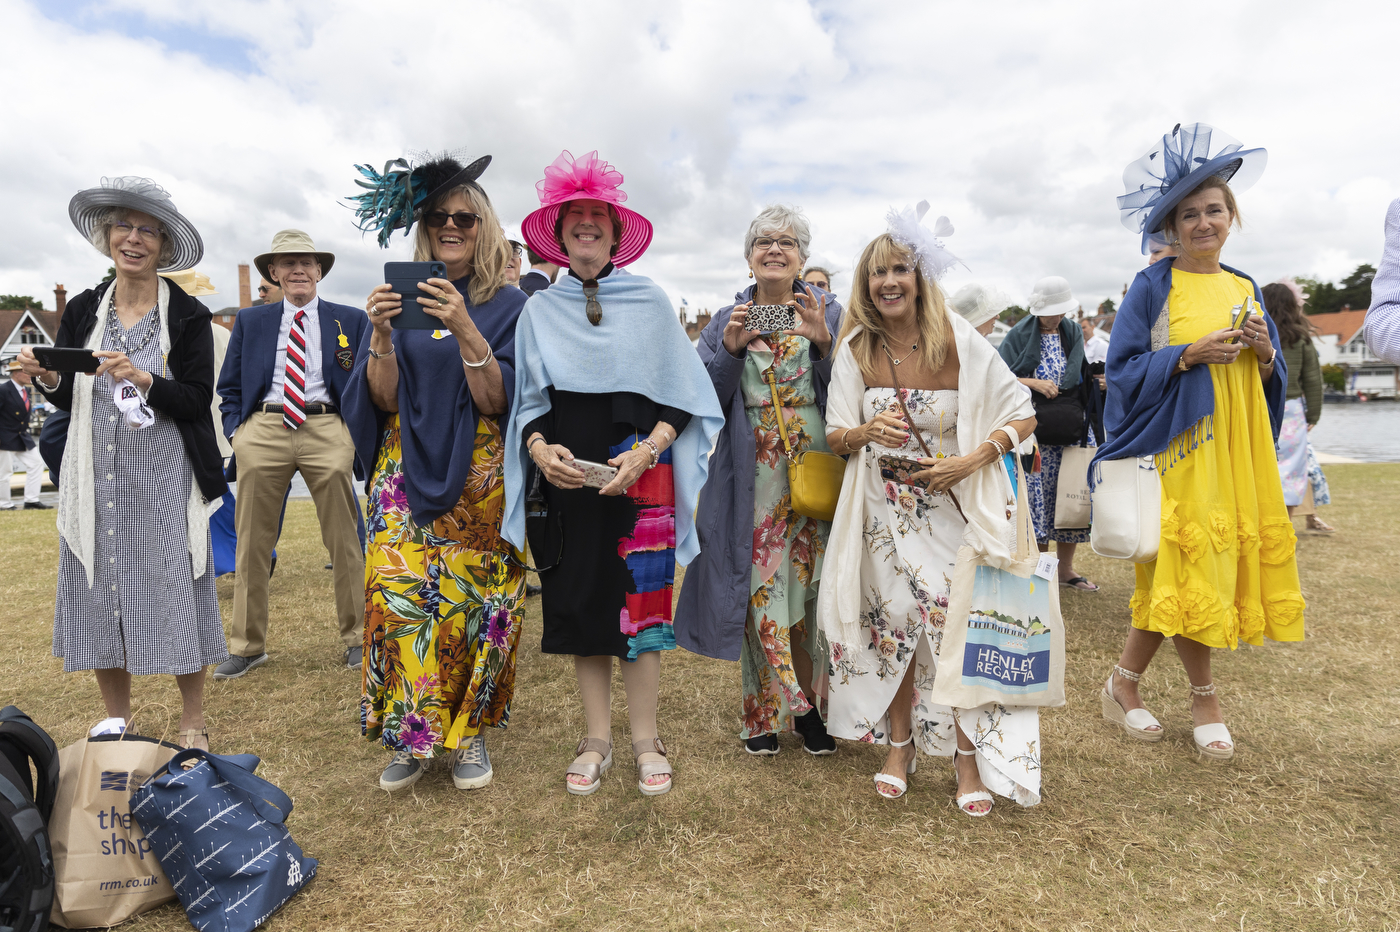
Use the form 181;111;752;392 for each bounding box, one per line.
816;311;1035;647
58;278;219;586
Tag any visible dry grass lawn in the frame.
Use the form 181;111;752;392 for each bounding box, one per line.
4;464;1399;931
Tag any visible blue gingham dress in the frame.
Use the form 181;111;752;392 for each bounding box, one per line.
52;307;227;675
1026;331;1092;545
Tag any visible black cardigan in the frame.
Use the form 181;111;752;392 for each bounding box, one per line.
39;278;229;502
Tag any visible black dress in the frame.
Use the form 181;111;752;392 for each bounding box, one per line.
527;390;691;659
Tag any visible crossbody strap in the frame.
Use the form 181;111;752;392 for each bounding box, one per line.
885;346;967;523
764;367;794;461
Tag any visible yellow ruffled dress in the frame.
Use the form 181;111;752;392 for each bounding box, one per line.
1130;268;1306;649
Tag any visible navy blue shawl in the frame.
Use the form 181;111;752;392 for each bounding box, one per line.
341;276;526;525
1089;258;1287;479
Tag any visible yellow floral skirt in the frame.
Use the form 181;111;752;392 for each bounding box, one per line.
360;415;526;757
1131;356;1305;649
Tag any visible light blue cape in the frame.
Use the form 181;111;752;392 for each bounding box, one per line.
501;272;723;564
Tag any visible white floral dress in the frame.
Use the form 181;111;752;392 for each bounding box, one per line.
825;387;1042;807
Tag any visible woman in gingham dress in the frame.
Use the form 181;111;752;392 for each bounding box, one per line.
21;178;228;750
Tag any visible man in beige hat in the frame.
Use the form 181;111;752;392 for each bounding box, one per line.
0;360;47;510
213;230;370;678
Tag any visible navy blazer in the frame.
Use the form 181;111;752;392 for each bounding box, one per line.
217;298;370;473
0;380;34;452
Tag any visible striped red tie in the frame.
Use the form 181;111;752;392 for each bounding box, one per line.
282;310;307;430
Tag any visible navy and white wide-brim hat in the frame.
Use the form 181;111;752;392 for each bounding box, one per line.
69;176;204;272
1117;123;1267;255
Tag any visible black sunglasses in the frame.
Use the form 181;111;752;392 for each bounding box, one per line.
424;210;480;230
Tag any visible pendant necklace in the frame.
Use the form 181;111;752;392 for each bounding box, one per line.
883;337;918;366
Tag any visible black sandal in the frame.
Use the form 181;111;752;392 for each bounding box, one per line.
1060;576;1099;591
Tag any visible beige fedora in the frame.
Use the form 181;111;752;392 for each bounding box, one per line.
254;229;335;284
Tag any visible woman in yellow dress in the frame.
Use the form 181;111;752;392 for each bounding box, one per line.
1096;123;1304;760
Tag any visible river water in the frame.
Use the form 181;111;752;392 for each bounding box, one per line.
1309;402;1400;462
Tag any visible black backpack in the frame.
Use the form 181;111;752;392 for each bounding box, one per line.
0;706;59;932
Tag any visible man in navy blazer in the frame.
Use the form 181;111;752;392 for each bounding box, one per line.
0;362;47;509
214;230;369;679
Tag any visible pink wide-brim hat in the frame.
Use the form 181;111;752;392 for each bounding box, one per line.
520;150;654;268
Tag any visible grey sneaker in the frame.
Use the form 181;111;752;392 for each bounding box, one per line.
344;646;363;670
379;749;427;792
212;653;268;680
451;735;493;790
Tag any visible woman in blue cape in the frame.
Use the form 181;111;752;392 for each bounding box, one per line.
502;150;722;798
1096;123;1303;762
341;151;527;793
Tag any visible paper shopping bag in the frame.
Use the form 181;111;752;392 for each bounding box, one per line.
48;733;179;929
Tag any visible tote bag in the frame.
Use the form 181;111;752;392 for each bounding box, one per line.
130;749;316;932
1053;444;1094;529
928;457;1066;709
47;733;179;929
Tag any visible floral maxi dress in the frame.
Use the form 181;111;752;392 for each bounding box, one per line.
361;414;526;758
825;388;1041;806
739;334;830;739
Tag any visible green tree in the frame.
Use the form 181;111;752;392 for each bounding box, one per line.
0;295;43;310
1297;264;1374;315
102;266;116;282
1001;304;1028;324
1321;364;1345;392
1097;298;1116;315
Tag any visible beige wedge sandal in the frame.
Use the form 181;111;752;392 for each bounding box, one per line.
565;737;613;796
633;737;672;797
1190;683;1235;761
1101;665;1164;742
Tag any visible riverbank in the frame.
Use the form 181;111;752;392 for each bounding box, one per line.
2;465;1396;931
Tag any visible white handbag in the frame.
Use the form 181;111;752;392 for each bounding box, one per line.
1089;456;1161;563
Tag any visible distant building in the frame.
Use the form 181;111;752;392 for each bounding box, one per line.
0;284;63;363
1310;308;1397;398
683;310;712;343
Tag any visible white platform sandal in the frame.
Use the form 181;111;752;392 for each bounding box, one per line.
1101;665;1164;742
873;735;916;799
954;748;994;817
1190;683;1235;761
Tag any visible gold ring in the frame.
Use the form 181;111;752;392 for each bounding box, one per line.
437;295;448;307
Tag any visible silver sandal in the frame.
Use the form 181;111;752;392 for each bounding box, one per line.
633;737;672;797
565;737;612;796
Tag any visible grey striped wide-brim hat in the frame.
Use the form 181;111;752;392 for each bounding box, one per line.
69;176;204;272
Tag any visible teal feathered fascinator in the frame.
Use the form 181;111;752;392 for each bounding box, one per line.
348;150;491;247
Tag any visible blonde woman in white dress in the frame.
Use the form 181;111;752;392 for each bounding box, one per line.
819;224;1039;815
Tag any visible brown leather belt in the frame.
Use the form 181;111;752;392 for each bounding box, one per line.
260;403;338;416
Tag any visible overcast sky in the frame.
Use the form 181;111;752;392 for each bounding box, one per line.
3;0;1397;319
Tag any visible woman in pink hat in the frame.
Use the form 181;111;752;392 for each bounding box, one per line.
502;151;723;798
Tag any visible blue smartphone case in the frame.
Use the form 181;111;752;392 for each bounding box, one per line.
384;261;448;330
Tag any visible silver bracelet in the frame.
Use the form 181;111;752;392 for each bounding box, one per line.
461;348;493;369
367;345;394;360
985;437;1007;457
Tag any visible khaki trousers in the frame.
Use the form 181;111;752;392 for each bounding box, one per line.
229;411;365;657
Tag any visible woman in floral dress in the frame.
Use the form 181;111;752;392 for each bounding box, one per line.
998;278;1098;591
819;225;1038;815
342;151;527;792
678;205;844;756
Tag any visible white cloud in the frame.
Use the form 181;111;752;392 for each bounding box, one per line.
1;0;1396;320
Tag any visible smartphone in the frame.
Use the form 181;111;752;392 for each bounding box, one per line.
384;261;448;330
1224;297;1255;344
744;304;798;333
569;458;619;489
878;454;929;489
32;347;100;373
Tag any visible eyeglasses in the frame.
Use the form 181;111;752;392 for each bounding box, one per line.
424;211;480;230
257;285;270;294
754;237;799;252
582;280;602;326
112;220;162;242
510;244;523;257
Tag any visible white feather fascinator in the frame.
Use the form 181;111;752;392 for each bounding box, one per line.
885;200;968;280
